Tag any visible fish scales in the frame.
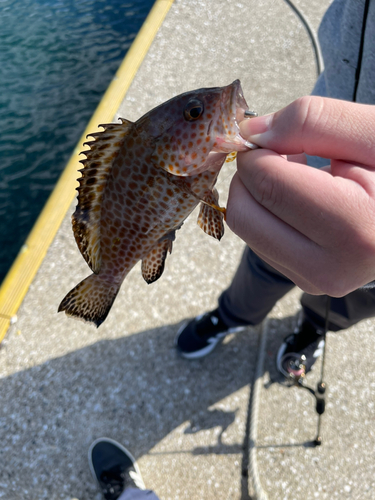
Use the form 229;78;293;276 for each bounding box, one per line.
59;80;251;326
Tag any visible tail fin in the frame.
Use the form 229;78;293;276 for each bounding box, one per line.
58;273;120;327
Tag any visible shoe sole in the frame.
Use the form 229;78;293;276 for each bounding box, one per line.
88;437;145;491
177;335;225;359
175;322;246;359
276;341;290;377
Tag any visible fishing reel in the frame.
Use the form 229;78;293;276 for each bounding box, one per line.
280;351;327;446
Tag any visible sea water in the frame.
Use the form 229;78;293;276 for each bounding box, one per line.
0;0;155;284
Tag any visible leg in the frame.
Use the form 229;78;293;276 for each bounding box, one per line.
301;288;375;331
218;246;295;326
118;489;161;500
176;246;295;358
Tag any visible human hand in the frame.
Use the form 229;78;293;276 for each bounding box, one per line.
227;96;375;296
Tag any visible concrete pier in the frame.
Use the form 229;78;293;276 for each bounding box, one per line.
1;0;374;499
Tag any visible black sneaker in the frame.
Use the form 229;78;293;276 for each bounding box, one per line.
88;437;145;500
175;308;247;359
276;318;325;378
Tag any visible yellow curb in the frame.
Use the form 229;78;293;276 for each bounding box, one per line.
0;0;174;343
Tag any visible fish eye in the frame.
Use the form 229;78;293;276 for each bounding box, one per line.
183;99;204;121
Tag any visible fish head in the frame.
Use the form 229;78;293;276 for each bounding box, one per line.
145;80;250;177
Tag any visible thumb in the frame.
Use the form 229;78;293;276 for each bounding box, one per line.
239;96;375;167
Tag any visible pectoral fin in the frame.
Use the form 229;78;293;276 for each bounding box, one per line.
197;189;225;240
141;237;173;284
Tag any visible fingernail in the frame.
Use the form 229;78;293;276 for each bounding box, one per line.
239;113;274;146
244;141;259;150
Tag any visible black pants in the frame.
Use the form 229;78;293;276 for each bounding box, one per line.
218;246;375;331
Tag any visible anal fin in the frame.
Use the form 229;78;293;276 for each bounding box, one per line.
141;237;173;284
197;189;225;240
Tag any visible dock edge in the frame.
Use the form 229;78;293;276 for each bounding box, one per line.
0;0;175;343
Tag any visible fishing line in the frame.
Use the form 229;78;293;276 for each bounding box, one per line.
283;0;323;77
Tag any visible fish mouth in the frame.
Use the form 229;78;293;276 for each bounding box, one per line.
230;79;249;124
213;80;252;153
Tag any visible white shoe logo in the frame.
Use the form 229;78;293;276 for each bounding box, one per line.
211;316;219;325
207;332;225;344
129;470;145;490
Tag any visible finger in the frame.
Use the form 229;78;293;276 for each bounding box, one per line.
240;96;375;167
287;153;307;165
250;248;323;295
237;146;374;247
228;165;375;295
226;172;326;287
236;149;366;246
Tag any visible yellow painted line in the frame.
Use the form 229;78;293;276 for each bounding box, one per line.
0;0;174;343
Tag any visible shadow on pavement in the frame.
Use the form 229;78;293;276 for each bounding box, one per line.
0;321;261;499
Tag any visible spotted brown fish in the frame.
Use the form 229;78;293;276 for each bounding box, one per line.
59;80;251;326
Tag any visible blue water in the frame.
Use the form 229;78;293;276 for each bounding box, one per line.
0;0;155;284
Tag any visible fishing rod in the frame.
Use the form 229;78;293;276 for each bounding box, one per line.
283;295;331;446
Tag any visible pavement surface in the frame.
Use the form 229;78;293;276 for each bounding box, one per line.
2;0;374;499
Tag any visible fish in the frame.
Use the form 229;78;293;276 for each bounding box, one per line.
58;80;251;327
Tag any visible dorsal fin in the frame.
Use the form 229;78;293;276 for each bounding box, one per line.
72;119;133;273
